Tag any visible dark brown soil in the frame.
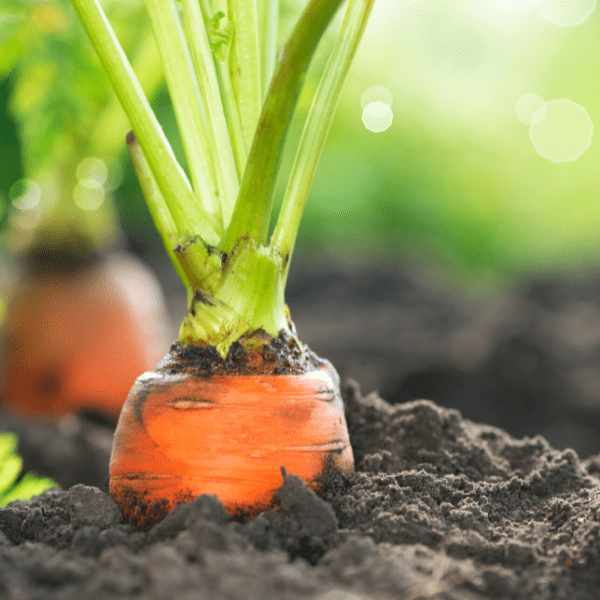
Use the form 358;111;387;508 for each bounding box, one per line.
2;264;600;599
162;327;324;377
1;383;600;599
284;262;600;459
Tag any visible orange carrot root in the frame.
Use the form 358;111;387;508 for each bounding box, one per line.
0;254;169;420
109;359;354;530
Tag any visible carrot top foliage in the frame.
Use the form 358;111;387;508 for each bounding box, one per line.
71;0;375;357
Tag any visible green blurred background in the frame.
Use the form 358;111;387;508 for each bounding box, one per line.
1;0;599;290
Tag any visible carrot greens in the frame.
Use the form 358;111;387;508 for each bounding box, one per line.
70;0;375;357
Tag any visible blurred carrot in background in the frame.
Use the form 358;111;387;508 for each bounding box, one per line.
0;0;171;420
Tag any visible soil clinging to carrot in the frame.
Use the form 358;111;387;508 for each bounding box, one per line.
163;327;325;377
1;382;600;599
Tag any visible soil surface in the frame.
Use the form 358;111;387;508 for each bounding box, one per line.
1;384;600;599
3;263;600;599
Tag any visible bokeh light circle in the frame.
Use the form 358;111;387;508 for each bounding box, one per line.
362;101;393;133
361;86;393;109
515;93;546;125
9;179;41;211
529;98;593;162
74;181;105;211
76;157;108;186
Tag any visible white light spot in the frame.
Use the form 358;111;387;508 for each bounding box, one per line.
531;103;547;124
360;86;393;109
73;180;105;211
76;156;108;186
515;93;546;125
536;0;596;25
9;179;41;211
488;0;537;14
102;157;124;192
529;99;593;163
362;101;393;133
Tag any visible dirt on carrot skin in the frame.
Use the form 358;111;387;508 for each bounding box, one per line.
162;327;326;377
2;382;600;599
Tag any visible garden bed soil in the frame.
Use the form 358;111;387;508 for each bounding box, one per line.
1;383;600;599
3;263;600;599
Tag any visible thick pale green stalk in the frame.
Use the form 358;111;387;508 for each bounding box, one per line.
70;0;220;245
217;241;287;338
271;0;375;275
228;0;262;151
180;0;239;227
179;239;287;357
214;58;247;178
144;0;220;223
126;131;191;294
89;31;163;156
259;0;279;100
221;0;347;254
202;2;247;180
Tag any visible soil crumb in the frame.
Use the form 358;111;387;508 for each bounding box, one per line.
2;382;600;599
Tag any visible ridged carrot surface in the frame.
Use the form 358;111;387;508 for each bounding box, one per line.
109;360;354;530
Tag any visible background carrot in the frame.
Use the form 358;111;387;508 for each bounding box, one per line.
0;4;169;421
0;241;169;420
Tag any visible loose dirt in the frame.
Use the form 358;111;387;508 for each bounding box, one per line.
1;381;600;599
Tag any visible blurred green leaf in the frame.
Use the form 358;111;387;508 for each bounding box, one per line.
0;432;58;506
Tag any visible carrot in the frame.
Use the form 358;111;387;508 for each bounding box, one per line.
0;246;169;420
71;0;374;527
109;351;353;530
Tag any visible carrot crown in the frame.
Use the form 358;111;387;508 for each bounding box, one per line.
70;0;375;357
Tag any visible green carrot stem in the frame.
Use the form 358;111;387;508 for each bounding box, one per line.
221;0;347;254
179;238;287;357
214;57;247;178
144;0;220;223
271;0;375;278
227;0;262;151
180;0;239;227
259;0;279;100
70;0;220;245
89;31;163;157
126;131;191;294
86;31;164;156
